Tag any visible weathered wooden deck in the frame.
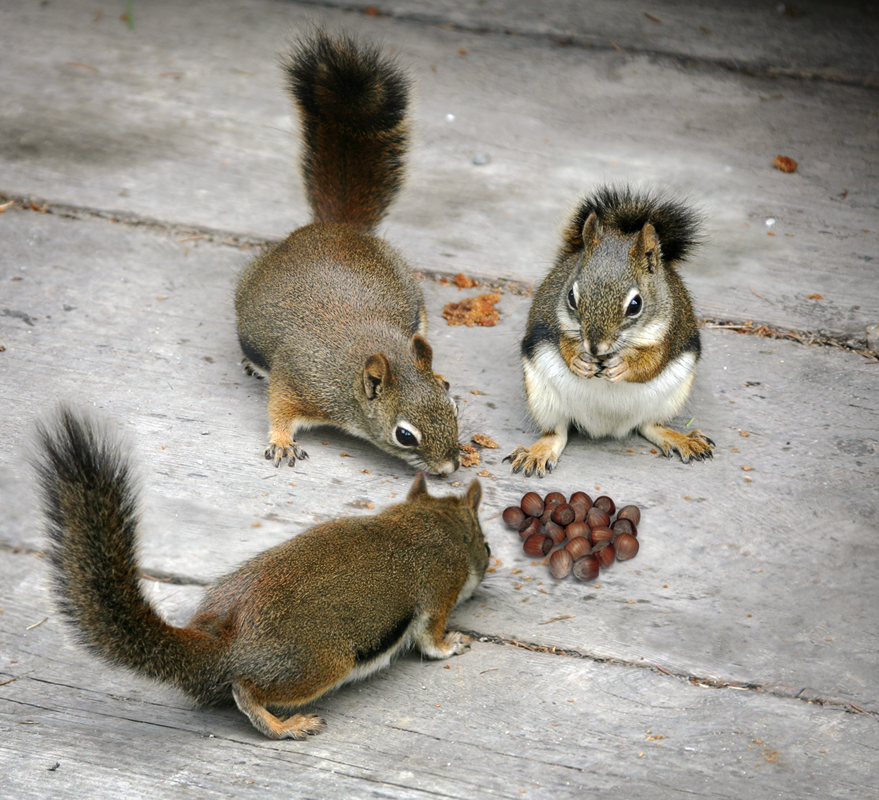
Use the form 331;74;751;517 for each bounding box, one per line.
1;1;877;797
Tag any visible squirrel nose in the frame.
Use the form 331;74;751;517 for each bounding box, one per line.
434;457;459;476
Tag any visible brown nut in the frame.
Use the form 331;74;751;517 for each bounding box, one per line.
616;505;641;526
590;525;615;545
518;516;541;539
572;555;600;582
564;521;591;543
569;491;592;509
594;495;616;515
551;503;575;526
586;506;611;529
544;520;567;545
611;518;638;538
549;549;574;579
564;536;592;561
595;542;616;568
614;532;639;560
544;491;566;506
570;501;588;523
503;506;526;530
523;532;551;557
521;491;544;518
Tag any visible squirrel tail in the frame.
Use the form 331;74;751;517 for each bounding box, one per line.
33;407;226;705
285;30;410;230
560;185;704;265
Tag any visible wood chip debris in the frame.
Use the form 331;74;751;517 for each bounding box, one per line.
442;293;500;327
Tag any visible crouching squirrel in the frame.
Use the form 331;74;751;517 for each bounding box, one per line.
507;186;715;477
34;407;488;739
235;31;460;475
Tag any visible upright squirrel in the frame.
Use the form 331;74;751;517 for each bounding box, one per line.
507;186;715;477
235;31;460;475
34;407;488;739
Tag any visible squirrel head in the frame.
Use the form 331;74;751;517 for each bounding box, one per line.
560;213;674;358
359;334;461;475
405;472;490;577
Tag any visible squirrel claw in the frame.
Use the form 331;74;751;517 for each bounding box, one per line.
506;445;556;478
570;356;601;379
265;443;309;467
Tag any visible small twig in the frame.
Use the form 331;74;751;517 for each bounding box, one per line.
25;617;48;631
0;677;18;687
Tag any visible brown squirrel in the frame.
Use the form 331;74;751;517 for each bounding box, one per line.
34;407;488;739
235;31;460;475
507;186;715;477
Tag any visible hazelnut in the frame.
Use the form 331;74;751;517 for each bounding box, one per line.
544;491;566;506
616;505;641;526
611;518;637;538
523;532;552;557
590;525;614;545
594;495;616;515
518;516;541;539
551;503;575;526
521;491;544;518
570;501;588;523
614;532;639;560
572;555;600;582
564;521;590;543
544;520;567;545
569;491;592;509
594;542;615;568
503;506;526;530
564;536;591;561
549;549;573;579
586;506;610;529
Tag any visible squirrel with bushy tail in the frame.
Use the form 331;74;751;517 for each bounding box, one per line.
508;186;715;477
235;31;460;475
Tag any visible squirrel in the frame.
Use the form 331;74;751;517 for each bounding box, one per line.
33;406;489;740
507;185;715;477
234;31;460;476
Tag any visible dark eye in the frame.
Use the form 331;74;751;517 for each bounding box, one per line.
567;287;577;310
625;294;643;318
395;426;418;447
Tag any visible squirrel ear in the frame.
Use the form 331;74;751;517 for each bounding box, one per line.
465;479;482;511
412;334;434;371
581;212;602;246
363;353;393;399
633;222;662;274
406;472;429;501
434;372;450;392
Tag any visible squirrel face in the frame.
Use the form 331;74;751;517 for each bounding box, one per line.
360;335;460;475
560;214;672;360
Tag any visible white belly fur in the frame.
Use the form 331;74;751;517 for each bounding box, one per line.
524;343;697;438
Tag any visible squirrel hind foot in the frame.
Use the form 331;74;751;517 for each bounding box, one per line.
232;683;326;740
242;358;267;380
640;423;715;463
264;442;309;468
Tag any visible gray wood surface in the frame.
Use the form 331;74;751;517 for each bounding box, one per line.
1;1;877;798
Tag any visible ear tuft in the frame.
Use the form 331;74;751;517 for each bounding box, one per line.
406;472;429;501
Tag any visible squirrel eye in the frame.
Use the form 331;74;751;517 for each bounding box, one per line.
625;294;643;318
394;426;418;447
567;287;577;310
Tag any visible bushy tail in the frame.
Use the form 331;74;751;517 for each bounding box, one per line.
33;407;224;704
285;30;410;230
560;185;704;265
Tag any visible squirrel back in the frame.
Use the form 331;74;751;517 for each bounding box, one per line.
35;407;488;738
235;31;460;475
286;30;409;230
509;185;714;476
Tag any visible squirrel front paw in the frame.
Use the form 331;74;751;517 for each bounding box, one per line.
264;442;309;468
600;353;629;383
640;423;715;463
569;354;602;379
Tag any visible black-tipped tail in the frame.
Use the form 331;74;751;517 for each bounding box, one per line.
285;30;410;229
33;407;223;704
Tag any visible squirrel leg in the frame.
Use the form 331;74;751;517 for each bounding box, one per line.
265;379;323;467
415;607;471;659
639;423;715;463
505;427;568;478
232;682;326;740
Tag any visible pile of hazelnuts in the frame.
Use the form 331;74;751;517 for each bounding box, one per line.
503;491;641;582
